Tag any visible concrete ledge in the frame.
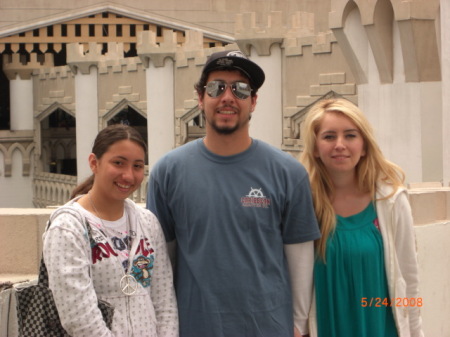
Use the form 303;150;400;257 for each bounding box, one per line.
0;208;52;275
409;187;450;225
415;220;450;335
0;274;37;284
0;188;449;336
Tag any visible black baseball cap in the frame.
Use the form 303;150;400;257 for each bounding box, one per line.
202;50;265;90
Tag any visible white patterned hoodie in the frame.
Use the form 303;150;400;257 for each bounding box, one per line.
43;196;178;337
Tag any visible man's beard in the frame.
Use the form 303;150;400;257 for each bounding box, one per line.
210;121;239;135
204;110;251;135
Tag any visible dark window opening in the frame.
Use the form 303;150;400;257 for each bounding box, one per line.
102;24;109;37
143;24;149;31
101;43;108;55
32;43;44;62
19;32;25;37
116;24;122;37
18;44;30;64
31;43;42;54
33;29;39;37
48;109;76;128
46;43;54;53
102;12;109;18
53;44;67;67
156;26;162;37
125;43;137;57
3;44;12;55
42;108;77;176
47;26;54;37
89;24;95;37
61;24;67;37
75;24;81;37
130;25;136;37
0;60;10;130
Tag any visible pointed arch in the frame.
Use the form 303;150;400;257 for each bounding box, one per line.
102;98;146;127
178;105;206;146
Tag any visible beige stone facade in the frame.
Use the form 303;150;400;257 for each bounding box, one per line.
0;0;447;207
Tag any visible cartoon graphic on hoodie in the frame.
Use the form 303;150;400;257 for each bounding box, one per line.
131;255;154;287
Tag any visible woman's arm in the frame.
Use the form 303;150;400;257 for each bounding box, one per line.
393;191;424;337
285;241;315;336
43;212;114;337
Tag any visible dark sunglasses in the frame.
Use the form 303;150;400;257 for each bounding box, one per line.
204;80;252;100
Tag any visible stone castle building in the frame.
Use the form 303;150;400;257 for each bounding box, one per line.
0;0;447;208
0;2;449;336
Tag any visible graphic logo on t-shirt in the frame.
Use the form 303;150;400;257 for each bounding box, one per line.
241;187;271;208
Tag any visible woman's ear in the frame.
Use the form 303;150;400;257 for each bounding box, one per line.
88;153;98;173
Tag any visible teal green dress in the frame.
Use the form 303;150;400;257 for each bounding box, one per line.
314;202;398;337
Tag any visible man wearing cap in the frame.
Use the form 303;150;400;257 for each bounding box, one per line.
147;50;320;337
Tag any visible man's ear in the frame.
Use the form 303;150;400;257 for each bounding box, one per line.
197;91;204;107
250;94;257;112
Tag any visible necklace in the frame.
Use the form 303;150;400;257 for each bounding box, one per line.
88;192;120;222
87;192;138;296
88;193;127;235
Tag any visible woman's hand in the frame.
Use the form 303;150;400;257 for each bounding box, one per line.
294;326;309;337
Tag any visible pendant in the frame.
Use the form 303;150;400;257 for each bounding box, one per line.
120;274;138;295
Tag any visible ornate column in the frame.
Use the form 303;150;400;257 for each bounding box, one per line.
67;42;100;183
137;30;177;169
2;53;44;130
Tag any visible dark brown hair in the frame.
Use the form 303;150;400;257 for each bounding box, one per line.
70;124;147;199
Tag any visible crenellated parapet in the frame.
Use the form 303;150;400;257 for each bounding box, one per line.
34;65;72;81
2;52;55;80
175;30;210;68
66;42;103;75
96;43;140;73
283;31;336;57
235;12;285;56
137;30;178;68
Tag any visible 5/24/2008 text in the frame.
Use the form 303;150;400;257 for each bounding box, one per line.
361;297;423;307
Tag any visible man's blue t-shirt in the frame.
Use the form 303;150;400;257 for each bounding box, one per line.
147;139;320;337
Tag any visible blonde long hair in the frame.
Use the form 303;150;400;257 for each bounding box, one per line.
300;98;405;260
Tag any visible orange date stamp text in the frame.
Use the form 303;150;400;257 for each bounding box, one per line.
361;297;423;307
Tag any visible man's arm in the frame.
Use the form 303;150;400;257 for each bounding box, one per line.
284;241;314;337
166;239;177;273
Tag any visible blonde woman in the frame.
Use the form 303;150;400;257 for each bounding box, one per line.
300;98;424;337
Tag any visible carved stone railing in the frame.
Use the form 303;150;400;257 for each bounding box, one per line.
33;172;77;208
33;171;149;208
